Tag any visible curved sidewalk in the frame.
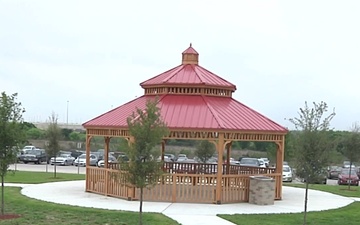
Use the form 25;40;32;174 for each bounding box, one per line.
8;181;357;225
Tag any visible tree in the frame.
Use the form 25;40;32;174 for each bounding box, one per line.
340;122;360;190
0;92;25;215
195;140;216;163
26;127;44;139
46;113;61;178
288;101;335;225
122;99;168;225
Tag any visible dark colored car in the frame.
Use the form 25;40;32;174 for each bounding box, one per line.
327;166;342;179
338;169;359;186
19;149;47;164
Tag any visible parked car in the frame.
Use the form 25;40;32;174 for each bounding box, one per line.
343;161;356;169
357;167;360;179
19;149;47;164
282;165;293;182
50;153;75;166
176;154;188;162
297;168;327;184
164;153;176;162
327;166;342;179
259;158;270;167
97;155;118;167
338;169;359;186
239;157;266;168
73;154;98;167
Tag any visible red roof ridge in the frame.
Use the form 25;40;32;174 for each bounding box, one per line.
196;65;236;90
161;65;185;83
129;95;167;123
231;98;288;132
82;96;144;127
201;95;225;128
140;65;182;86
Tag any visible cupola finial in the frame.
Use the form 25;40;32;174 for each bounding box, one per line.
182;44;199;65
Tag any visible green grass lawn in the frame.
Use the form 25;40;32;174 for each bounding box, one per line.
284;183;360;197
1;187;179;225
220;183;360;225
4;171;85;183
219;202;360;225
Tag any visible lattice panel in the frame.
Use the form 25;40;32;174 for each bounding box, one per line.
224;133;283;141
87;129;130;137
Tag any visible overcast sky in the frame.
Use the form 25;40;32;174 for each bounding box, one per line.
1;0;360;131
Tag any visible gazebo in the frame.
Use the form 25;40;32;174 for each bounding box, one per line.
82;44;288;204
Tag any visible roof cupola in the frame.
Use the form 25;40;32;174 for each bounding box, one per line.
182;43;199;65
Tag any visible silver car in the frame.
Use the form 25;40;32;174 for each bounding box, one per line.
74;154;98;167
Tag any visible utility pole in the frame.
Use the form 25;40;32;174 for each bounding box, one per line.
66;100;69;128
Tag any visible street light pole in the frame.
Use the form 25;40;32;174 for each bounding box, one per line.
66;100;69;128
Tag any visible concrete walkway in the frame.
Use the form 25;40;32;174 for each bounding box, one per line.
6;181;358;225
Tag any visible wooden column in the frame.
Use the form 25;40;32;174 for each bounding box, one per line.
104;137;110;196
127;136;136;200
85;132;91;191
226;142;231;175
161;140;165;161
275;136;285;200
215;133;225;204
104;137;110;169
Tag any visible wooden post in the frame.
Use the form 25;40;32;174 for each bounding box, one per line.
172;174;177;202
104;137;110;196
104;137;110;169
85;132;91;191
226;142;231;175
161;140;165;161
275;136;285;200
127;136;136;200
215;133;224;204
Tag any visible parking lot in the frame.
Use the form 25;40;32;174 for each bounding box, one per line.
10;162;86;174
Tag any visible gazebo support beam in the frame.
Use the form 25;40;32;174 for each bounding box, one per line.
161;140;165;161
85;133;92;192
215;133;225;204
104;137;111;168
104;136;111;195
275;138;285;199
225;142;232;175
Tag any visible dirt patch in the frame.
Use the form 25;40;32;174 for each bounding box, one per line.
0;214;21;220
339;188;359;192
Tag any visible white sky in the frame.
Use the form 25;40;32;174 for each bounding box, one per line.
1;0;360;131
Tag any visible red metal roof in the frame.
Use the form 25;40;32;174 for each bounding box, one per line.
83;95;287;132
182;44;198;54
140;64;236;90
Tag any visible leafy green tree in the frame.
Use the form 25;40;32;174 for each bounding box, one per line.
289;101;336;225
0;92;25;215
46;113;61;178
69;131;80;141
26;127;44;139
61;128;72;140
195;140;216;163
340;122;360;190
122;99;168;225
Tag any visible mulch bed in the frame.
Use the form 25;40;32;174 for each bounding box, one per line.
0;214;21;220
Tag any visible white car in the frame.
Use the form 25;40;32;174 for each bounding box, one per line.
97;155;118;167
74;154;98;167
282;165;293;182
50;153;75;166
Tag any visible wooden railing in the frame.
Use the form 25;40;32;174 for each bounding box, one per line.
87;163;281;204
